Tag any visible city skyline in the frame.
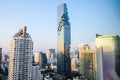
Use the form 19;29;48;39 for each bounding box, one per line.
0;0;120;53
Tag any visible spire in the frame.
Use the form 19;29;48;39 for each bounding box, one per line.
23;26;27;38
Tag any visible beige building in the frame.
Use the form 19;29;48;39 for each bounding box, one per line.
34;52;40;63
95;34;120;80
8;27;33;80
78;45;96;80
71;58;77;71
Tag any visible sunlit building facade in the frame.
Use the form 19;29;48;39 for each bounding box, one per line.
34;52;40;64
78;45;96;80
57;3;71;78
95;34;120;80
8;27;33;80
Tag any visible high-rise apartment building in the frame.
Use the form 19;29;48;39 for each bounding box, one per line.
96;34;120;80
78;45;96;79
57;3;71;78
8;27;33;80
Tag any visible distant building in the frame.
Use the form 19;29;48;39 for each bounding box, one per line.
4;54;9;62
34;52;40;64
71;50;79;72
0;48;2;65
71;58;79;71
34;52;47;68
32;64;41;80
78;45;96;80
95;34;120;80
8;27;33;80
39;52;47;68
46;49;55;64
57;3;71;78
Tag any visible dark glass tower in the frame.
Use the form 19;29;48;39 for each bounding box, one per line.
57;3;71;78
0;48;2;66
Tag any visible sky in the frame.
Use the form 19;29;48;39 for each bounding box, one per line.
0;0;120;53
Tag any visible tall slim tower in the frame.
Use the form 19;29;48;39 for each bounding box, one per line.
8;27;33;80
57;3;71;78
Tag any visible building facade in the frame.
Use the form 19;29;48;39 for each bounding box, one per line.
34;52;40;64
8;27;33;80
32;64;41;80
46;49;55;64
78;45;96;79
39;52;47;68
57;3;71;78
0;48;2;66
95;34;120;80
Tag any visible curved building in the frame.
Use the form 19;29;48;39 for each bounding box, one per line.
8;27;33;80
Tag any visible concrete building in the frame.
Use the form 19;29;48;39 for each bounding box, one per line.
57;3;71;78
32;64;41;80
8;27;33;80
71;58;79;72
78;45;96;80
46;49;57;70
95;34;120;80
46;49;55;64
71;50;79;72
34;52;47;68
34;52;40;64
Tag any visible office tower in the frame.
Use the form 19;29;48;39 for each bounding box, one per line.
39;52;47;68
8;27;33;80
78;45;96;79
34;52;47;68
57;3;71;78
96;34;120;80
0;48;2;66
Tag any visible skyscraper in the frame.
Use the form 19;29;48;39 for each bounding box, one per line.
8;27;33;80
57;3;71;78
95;34;120;80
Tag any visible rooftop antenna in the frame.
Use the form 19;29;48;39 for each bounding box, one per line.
23;26;27;38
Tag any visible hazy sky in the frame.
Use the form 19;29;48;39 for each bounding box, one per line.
0;0;120;53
